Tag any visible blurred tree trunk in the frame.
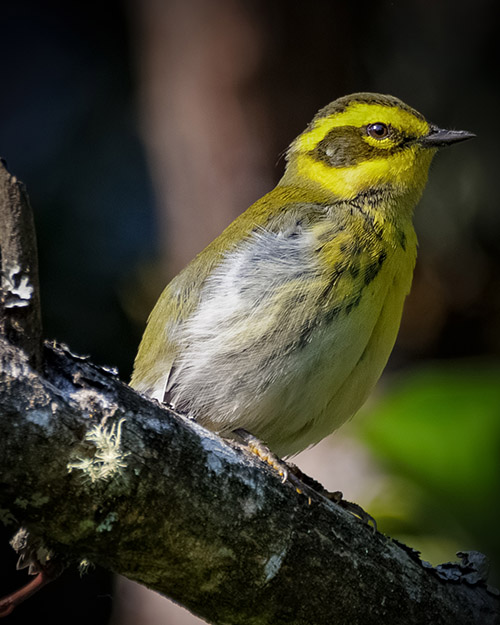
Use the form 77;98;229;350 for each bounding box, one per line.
132;0;272;277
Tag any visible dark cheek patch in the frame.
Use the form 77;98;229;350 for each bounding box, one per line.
312;127;372;168
311;125;408;168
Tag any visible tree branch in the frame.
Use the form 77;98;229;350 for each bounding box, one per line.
0;165;498;624
0;159;42;370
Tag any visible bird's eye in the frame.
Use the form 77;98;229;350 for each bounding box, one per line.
367;123;389;139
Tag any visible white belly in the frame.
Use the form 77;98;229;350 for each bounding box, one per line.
161;227;415;457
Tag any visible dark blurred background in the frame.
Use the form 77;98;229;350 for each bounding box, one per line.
1;0;499;623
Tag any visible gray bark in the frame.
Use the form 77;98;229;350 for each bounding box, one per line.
0;159;42;369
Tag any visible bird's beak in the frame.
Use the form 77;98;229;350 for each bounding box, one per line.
419;126;476;148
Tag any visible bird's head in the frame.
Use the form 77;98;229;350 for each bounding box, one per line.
282;92;474;205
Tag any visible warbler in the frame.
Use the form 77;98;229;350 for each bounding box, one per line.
131;92;473;458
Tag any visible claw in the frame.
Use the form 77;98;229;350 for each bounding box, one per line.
233;428;291;482
232;428;376;528
325;491;377;531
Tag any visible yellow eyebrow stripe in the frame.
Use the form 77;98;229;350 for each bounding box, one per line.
296;103;430;152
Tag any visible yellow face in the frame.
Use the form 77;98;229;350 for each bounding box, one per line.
286;95;436;201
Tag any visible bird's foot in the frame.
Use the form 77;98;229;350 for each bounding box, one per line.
233;429;376;529
324;489;377;531
284;463;377;530
233;428;290;481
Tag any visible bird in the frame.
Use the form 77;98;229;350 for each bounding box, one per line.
131;92;474;459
